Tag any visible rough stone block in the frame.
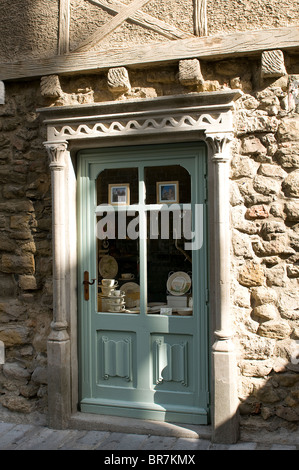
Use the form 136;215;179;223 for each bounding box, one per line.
288;75;299;112
278;116;299;142
238;261;265;287
251;286;278;306
282;170;299;197
284;201;299;221
261;50;287;78
19;275;37;290
0;273;17;297
258;319;292;340
0;325;30;347
1;253;35;275
0;81;4;104
107;67;131;93
254;303;279;321
179;59;204;86
3;361;31;381
241;135;267;156
245;204;269;219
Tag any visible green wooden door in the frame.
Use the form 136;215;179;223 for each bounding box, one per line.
78;143;209;424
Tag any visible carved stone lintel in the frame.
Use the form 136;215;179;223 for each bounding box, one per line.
44;141;68;170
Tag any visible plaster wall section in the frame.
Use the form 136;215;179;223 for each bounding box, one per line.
207;0;299;35
0;0;59;61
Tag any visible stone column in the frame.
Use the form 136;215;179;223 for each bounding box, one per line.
206;133;240;444
45;141;71;428
0;81;5;104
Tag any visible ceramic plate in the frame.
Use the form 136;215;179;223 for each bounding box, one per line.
121;282;140;308
99;255;118;279
167;272;191;296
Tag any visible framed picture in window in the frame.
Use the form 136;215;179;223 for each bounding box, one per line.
156;181;179;204
108;183;130;205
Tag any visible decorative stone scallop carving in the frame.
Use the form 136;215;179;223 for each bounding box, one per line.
40;75;63;98
107;67;131;93
179;59;204;86
261;50;287;79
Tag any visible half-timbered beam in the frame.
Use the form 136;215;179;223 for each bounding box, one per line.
58;0;70;55
88;0;192;41
1;26;298;81
194;0;207;37
73;0;154;52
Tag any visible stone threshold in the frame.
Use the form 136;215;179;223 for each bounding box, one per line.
67;412;212;440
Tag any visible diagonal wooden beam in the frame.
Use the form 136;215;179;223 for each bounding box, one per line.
73;0;154;52
87;0;192;40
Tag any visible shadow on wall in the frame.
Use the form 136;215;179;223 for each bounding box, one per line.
237;343;299;440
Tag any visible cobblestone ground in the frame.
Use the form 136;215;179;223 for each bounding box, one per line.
0;422;298;450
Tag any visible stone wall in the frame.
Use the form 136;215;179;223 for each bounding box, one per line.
0;81;52;417
0;52;298;433
230;73;299;433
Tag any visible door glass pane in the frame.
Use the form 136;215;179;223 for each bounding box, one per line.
97;167;138;205
145;165;193;316
145;165;191;205
96;168;140;313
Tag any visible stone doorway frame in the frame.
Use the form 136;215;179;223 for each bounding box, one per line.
39;90;241;444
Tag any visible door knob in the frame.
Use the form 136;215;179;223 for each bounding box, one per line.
83;271;96;301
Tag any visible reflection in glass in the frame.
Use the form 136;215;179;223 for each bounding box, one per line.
96;164;193;315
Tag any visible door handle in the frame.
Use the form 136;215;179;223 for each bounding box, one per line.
83;271;96;301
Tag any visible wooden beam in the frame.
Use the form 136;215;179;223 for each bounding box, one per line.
73;0;154;52
194;0;207;37
58;0;70;55
1;26;299;81
88;0;192;40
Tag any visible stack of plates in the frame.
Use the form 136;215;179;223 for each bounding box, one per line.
121;282;140;308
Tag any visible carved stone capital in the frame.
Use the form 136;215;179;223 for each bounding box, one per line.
44;141;68;170
205;132;234;162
